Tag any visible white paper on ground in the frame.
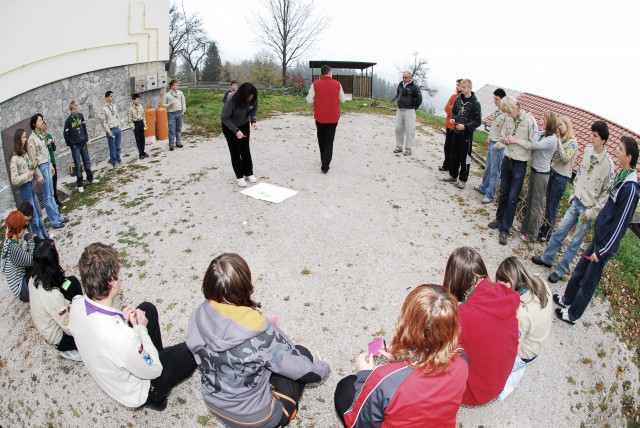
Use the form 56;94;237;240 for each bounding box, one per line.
240;182;297;204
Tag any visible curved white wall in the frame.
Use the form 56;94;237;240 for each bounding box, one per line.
0;0;169;103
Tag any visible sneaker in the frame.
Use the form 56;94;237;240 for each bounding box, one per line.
531;255;552;268
245;175;257;183
555;307;576;325
169;146;174;151
56;200;65;208
237;178;248;187
145;398;168;412
474;185;484;195
548;272;562;284
60;350;82;362
89;178;100;184
442;176;457;183
519;233;530;242
176;143;184;148
52;222;65;230
404;149;412;156
488;219;500;230
438;166;448;172
139;155;145;160
61;218;69;225
457;181;466;189
393;147;403;153
553;293;568;308
143;153;150;158
481;197;493;204
538;235;547;243
112;163;117;168
499;233;508;245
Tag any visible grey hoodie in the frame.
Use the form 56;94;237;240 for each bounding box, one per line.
187;300;330;427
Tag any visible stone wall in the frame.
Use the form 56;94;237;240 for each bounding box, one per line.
0;63;166;216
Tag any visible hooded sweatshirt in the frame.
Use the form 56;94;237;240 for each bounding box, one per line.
187;300;330;428
458;278;519;406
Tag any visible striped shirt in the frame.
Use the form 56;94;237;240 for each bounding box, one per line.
1;237;35;298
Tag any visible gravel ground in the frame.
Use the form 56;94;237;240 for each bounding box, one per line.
0;113;637;427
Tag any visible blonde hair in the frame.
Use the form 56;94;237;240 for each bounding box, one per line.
460;79;472;88
500;96;519;115
69;100;78;110
559;115;575;143
495;257;549;308
391;284;461;375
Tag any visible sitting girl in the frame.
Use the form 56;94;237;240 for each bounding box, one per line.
495;256;552;400
334;284;469;427
1;211;35;302
29;239;83;361
443;247;520;406
187;253;330;428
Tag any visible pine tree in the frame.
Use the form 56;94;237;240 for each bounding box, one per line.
200;41;222;82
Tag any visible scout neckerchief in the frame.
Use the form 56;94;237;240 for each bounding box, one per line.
611;168;635;191
70;114;82;133
511;114;522;136
33;130;47;142
106;103;115;116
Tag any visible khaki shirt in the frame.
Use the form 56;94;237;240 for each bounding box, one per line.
550;137;578;178
10;153;43;186
99;103;120;133
497;110;538;162
517;283;553;360
128;103;147;128
487;110;507;142
570;145;614;220
28;278;72;346
27;131;50;166
162;90;186;113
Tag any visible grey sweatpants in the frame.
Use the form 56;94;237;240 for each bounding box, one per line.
395;108;416;150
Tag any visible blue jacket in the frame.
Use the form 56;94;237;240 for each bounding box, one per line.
63;113;89;146
593;171;639;259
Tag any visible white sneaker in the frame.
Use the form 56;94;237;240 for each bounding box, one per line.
60;350;82;362
90;178;100;184
245;175;257;183
237;178;248;187
78;186;84;193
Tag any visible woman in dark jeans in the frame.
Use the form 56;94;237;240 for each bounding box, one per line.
538;116;578;242
221;82;259;188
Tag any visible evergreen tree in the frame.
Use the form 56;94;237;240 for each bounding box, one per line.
201;41;222;82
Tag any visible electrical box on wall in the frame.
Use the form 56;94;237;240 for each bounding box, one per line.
146;74;158;91
158;72;168;88
129;76;146;93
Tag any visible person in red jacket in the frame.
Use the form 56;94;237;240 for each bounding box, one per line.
440;79;462;171
443;247;519;406
307;65;345;173
334;284;468;427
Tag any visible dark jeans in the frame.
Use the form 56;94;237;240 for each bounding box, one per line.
315;121;338;170
539;169;570;240
334;375;358;427
137;302;197;406
222;122;253;179
70;142;94;187
563;241;613;321
271;345;314;427
133;120;146;156
52;164;61;204
19;276;29;302
496;157;528;234
449;133;472;182
442;128;454;169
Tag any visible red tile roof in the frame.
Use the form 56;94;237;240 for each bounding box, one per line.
482;92;640;172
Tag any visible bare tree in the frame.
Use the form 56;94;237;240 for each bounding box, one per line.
399;52;438;97
252;0;330;85
167;1;205;74
181;34;208;83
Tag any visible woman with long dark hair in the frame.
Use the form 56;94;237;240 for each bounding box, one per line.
221;83;259;187
28;238;83;361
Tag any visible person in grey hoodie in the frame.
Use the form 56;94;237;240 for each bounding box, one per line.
187;253;331;428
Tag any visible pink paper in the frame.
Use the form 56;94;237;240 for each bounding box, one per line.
368;337;386;356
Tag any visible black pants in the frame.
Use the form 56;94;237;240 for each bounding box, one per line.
442;128;454;169
52;164;61;204
222;122;253;179
133;120;146;156
270;345;313;427
449;132;473;182
333;375;357;427
136;302;197;406
315;121;338;170
57;333;78;352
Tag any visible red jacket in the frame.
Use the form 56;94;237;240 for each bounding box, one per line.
444;92;459;130
458;278;519;406
343;357;468;427
312;75;342;123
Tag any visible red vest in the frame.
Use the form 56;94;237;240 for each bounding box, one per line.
312;76;341;123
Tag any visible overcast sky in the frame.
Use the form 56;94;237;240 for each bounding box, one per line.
182;0;640;133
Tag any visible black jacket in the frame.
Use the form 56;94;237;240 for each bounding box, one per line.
394;81;422;110
451;92;481;136
63;113;89;146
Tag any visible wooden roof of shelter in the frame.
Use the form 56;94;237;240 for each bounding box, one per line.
308;61;376;70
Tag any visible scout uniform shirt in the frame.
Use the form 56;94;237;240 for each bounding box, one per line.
99;103;120;134
27;130;50;166
128;103;147;128
10;153;43;186
570;145;614;220
162;89;186;113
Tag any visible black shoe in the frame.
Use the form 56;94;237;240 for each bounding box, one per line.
555;307;576;325
488;219;500;230
321;166;329;174
438;166;448;171
531;255;553;268
145;398;168;412
548;272;562;284
169;147;174;151
143;153;150;158
139;155;145;160
56;200;65;208
176;144;184;148
52;222;65;230
61;218;69;225
499;233;508;245
553;293;567;308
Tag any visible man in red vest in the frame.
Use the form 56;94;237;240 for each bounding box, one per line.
307;65;345;173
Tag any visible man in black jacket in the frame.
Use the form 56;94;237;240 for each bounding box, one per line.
392;72;422;156
442;79;481;189
63;101;99;193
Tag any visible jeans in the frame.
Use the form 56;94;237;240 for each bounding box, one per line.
479;141;505;200
70;142;94;187
167;111;183;148
222;122;253;178
539;170;570;240
19;181;49;239
106;128;122;165
497;355;539;401
37;163;64;227
395;108;416;151
496;157;527;234
521;170;550;239
563;241;612;321
541;198;591;278
316;121;338;169
449;133;473;182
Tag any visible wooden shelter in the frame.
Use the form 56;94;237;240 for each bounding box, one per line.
309;60;376;98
